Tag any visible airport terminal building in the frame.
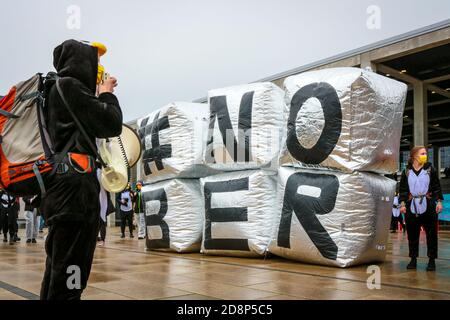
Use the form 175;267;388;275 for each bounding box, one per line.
127;19;450;225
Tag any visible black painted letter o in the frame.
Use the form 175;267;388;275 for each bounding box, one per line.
286;82;342;164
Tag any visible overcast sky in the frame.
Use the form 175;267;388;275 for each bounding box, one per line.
1;0;449;122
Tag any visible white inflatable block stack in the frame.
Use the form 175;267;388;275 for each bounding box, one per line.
142;179;204;253
200;170;277;257
269;167;396;267
279;67;407;174
205;82;285;171
137;102;217;184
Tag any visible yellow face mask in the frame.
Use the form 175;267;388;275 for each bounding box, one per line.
97;64;105;85
418;155;427;165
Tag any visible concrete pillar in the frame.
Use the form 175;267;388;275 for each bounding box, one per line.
433;146;441;177
413;82;428;146
360;53;377;72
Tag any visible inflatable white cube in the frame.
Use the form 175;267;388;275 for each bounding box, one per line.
137;102;217;184
279;67;407;174
269;167;396;267
205;82;285;171
142;179;204;252
200;170;277;257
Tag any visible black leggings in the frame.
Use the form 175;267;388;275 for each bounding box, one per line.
120;210;133;235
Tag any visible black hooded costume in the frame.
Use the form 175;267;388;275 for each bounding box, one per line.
40;40;122;300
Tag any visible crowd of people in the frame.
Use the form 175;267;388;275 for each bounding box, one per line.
97;181;146;245
0;192;45;245
0;181;146;248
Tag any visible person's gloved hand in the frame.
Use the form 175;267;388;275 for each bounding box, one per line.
99;76;118;94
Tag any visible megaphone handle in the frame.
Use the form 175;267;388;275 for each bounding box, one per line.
117;135;131;183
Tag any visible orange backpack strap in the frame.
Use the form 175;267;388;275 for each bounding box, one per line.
68;153;94;173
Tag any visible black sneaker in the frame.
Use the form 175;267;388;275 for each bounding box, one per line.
14;235;21;242
138;237;145;240
31;239;37;244
407;258;417;270
426;258;436;271
130;234;134;238
26;239;32;243
120;234;125;239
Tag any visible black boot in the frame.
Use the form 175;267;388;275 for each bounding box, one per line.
120;233;125;239
406;257;417;270
426;258;436;271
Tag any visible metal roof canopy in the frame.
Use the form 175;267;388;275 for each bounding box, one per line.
257;19;450;82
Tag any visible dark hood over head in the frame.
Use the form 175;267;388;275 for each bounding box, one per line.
53;39;98;93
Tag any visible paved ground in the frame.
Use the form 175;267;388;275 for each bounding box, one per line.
0;227;449;300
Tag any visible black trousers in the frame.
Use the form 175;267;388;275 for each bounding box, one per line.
99;217;107;241
0;208;17;238
0;209;8;237
120;210;133;235
39;170;101;300
40;217;99;300
405;208;438;259
8;208;18;237
390;214;404;231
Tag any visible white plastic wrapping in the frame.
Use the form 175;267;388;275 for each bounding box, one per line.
200;170;277;257
137;102;217;184
205;82;285;171
269;167;396;267
279;67;407;174
142;179;204;253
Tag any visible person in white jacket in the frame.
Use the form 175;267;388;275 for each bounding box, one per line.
23;196;39;243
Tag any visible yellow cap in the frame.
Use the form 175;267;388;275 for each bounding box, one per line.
91;42;107;56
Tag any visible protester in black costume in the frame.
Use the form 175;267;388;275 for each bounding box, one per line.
399;146;444;271
0;191;9;242
0;191;19;244
39;40;122;300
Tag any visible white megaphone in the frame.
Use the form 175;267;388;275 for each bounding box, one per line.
98;124;142;193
